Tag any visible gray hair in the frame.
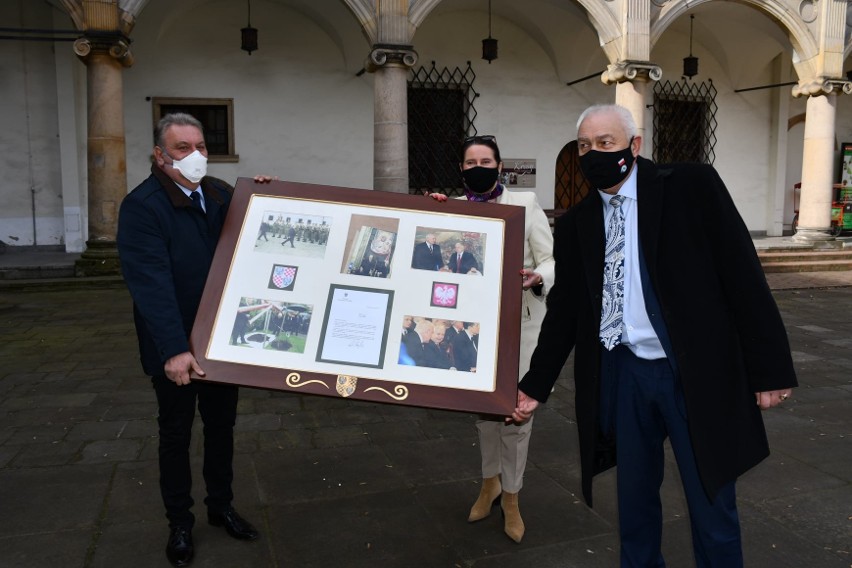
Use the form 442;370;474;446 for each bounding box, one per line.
576;104;637;139
417;320;435;334
154;112;204;148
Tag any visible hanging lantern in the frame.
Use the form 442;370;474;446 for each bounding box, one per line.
241;0;258;55
482;0;497;64
683;14;698;80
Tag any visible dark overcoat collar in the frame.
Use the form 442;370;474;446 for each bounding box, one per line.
150;163;229;222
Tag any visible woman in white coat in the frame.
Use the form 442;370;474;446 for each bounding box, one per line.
433;135;555;543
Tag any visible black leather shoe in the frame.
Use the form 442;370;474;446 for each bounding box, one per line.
208;508;259;541
165;526;194;567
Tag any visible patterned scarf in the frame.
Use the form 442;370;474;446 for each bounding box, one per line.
464;183;504;203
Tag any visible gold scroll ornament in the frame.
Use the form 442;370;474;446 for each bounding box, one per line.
285;372;328;390
365;384;409;401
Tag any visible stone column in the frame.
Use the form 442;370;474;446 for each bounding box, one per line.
792;79;852;245
72;34;133;276
602;61;662;139
366;44;418;194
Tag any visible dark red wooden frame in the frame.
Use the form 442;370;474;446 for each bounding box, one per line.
190;178;525;415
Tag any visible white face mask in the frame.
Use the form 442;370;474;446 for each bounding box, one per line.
165;149;207;183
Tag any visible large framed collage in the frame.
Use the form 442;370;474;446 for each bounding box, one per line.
190;179;525;415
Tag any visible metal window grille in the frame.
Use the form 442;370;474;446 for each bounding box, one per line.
408;61;479;196
652;79;717;164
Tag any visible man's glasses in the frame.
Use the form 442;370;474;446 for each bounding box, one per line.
463;135;497;144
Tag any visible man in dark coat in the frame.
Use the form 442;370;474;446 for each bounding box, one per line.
411;232;445;270
512;104;797;567
405;319;434;367
281;225;296;248
358;253;378;276
448;242;480;274
117;113;259;567
451;322;479;372
231;311;250;344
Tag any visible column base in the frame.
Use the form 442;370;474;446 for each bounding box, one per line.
74;240;122;277
792;228;843;249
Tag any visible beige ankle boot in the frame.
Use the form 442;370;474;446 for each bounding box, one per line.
501;490;525;543
467;475;502;522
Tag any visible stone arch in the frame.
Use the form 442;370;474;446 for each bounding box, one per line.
410;0;444;28
342;0;378;44
568;0;622;62
845;1;852;60
652;0;818;79
413;3;588;82
119;0;151;18
56;0;85;29
144;0;360;67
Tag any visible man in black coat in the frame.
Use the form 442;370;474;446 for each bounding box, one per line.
411;232;445;270
118;113;259;567
281;225;296;248
405;319;434;367
512;104;796;567
448;242;480;274
451;322;480;372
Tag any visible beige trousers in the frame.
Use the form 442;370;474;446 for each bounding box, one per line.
476;414;534;493
474;287;546;493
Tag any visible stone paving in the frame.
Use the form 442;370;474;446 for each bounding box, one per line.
0;282;850;567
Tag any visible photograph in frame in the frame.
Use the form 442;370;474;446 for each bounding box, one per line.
410;227;486;276
189;179;525;415
341;214;399;279
400;317;479;372
253;209;332;259
229;297;313;353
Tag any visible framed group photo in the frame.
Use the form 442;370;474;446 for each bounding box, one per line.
190;179;525;415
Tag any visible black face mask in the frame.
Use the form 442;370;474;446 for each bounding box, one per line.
462;166;500;193
579;139;635;190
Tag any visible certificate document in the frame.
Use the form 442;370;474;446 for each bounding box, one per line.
316;284;393;368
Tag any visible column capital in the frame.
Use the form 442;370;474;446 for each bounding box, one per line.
602;61;662;85
791;77;852;98
73;33;134;68
365;43;418;73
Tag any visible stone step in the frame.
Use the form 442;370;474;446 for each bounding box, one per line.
757;250;852;264
0;263;77;280
757;247;852;273
0;251;81;281
0;275;125;292
761;259;852;273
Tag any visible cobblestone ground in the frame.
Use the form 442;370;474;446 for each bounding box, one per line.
0;285;849;568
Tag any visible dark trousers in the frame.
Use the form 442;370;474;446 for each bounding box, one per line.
151;375;239;529
602;345;742;568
